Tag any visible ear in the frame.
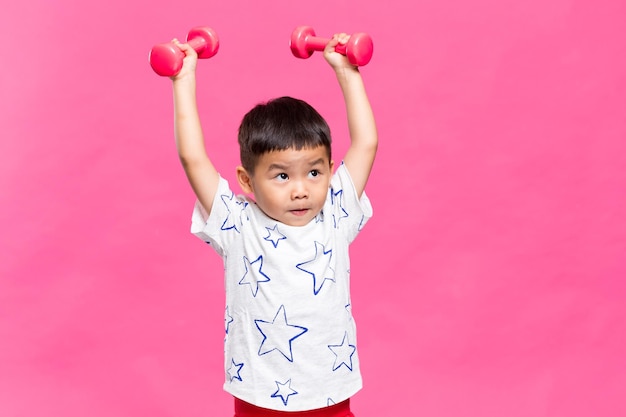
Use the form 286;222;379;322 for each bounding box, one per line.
329;159;335;187
236;166;254;194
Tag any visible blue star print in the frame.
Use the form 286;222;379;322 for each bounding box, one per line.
225;306;234;334
328;331;356;371
331;188;349;228
255;305;308;362
227;358;244;382
271;379;298;406
219;193;249;232
345;303;353;321
264;224;286;248
239;255;271;297
237;200;249;224
357;214;366;231
296;241;335;295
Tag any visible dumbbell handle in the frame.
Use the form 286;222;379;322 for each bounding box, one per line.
186;37;208;54
302;35;348;55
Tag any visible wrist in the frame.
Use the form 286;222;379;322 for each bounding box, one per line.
334;66;361;83
172;69;197;84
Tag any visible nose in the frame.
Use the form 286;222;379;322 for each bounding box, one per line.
290;180;309;200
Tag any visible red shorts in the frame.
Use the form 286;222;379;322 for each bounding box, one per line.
234;398;355;417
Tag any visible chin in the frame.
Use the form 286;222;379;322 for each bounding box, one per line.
285;215;315;227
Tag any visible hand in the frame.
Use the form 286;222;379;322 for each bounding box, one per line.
170;39;198;81
323;33;357;71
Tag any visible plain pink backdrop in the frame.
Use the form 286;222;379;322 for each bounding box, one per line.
1;0;625;416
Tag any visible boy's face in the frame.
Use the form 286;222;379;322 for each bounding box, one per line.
237;145;333;227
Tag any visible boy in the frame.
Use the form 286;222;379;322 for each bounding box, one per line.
170;33;378;416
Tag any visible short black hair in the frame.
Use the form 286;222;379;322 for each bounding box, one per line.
238;96;332;173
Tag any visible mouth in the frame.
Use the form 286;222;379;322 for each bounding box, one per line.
289;208;310;217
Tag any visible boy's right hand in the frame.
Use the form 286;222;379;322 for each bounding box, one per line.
171;39;198;81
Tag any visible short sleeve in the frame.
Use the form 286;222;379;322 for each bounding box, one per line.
190;176;242;257
330;163;373;243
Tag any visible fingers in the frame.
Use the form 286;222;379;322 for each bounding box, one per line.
324;33;355;69
172;38;198;58
326;33;349;50
169;38;199;80
335;33;350;45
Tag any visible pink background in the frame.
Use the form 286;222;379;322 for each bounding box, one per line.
2;0;625;416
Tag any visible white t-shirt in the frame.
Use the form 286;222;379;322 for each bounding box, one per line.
191;163;373;411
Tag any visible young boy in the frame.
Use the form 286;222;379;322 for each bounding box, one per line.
170;33;378;416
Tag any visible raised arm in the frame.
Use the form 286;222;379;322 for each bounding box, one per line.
171;41;220;214
324;34;378;198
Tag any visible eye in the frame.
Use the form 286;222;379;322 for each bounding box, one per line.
309;170;320;178
275;173;289;182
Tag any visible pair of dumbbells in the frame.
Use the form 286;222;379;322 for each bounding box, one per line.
149;26;374;77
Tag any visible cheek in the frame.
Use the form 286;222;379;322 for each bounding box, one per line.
316;184;330;201
260;186;284;206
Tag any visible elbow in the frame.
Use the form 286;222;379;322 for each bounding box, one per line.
178;153;208;170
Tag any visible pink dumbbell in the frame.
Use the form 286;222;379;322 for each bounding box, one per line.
149;26;219;77
290;26;374;67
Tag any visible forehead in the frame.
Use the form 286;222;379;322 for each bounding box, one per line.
256;146;330;170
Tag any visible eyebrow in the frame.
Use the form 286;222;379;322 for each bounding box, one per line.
308;158;327;167
267;158;326;172
267;163;288;172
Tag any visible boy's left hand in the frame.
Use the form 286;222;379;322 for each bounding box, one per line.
323;33;356;71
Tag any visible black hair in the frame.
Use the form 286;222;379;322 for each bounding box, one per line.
238;96;332;173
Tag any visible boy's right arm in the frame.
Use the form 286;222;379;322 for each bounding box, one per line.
171;41;220;215
324;34;378;199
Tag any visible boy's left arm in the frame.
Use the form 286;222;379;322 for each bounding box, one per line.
325;34;378;198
